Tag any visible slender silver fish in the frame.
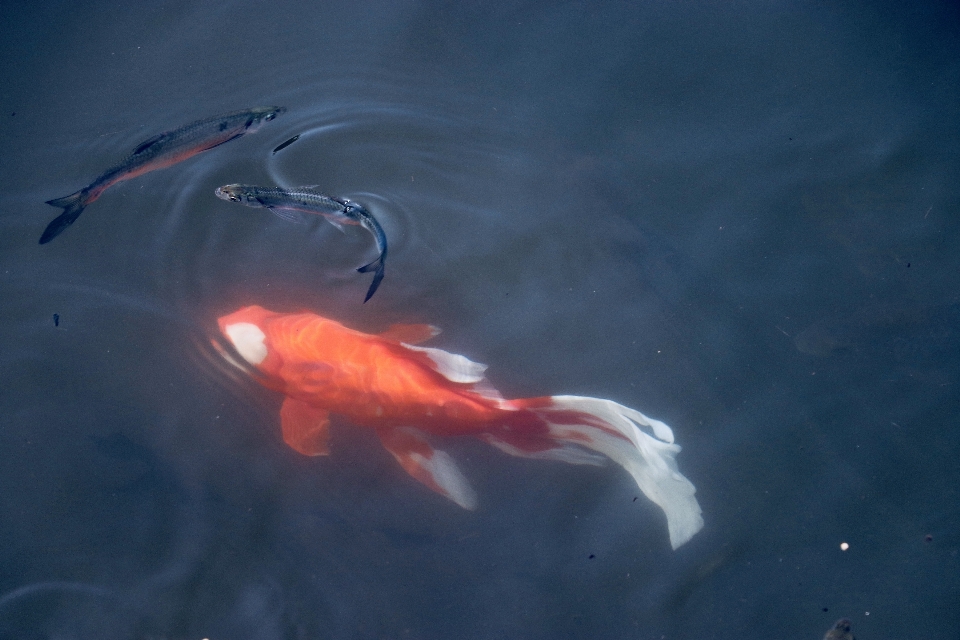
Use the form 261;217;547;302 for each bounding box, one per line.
215;184;387;302
40;106;286;244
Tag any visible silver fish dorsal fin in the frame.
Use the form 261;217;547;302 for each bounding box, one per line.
131;133;168;155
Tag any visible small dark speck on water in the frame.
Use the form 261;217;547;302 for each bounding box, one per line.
588;554;595;559
11;112;15;116
53;313;59;327
632;496;638;502
925;534;933;542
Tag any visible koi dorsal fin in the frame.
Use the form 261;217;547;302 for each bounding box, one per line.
379;427;477;510
404;344;486;383
280;397;331;456
379;323;441;345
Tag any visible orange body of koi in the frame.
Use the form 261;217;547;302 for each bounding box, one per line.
218;305;704;548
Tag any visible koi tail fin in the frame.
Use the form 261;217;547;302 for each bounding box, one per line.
357;253;385;303
497;396;704;549
40;189;89;244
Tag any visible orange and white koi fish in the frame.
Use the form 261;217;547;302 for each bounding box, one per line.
217;305;704;548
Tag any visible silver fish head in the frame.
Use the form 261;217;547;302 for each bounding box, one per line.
336;198;371;218
215;184;262;206
246;106;286;131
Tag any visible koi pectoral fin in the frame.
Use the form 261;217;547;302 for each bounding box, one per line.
280;397;331;456
379;427;478;510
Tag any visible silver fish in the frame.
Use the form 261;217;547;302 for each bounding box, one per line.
40;106;285;244
215;184;388;302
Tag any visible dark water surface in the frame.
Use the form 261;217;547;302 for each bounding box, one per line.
2;1;958;638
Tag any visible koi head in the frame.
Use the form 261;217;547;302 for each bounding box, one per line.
223;322;267;365
217;305;279;368
215;184;261;206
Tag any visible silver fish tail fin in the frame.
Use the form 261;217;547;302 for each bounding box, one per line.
40;189;89;244
357;253;385;303
497;396;704;549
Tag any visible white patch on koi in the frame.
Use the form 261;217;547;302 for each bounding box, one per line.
224;322;268;365
403;344;487;383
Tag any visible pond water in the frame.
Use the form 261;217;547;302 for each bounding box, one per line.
1;1;958;638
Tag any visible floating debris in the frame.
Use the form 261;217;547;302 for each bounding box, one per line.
272;134;300;154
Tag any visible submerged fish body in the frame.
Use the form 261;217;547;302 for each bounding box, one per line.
215;185;387;302
40;106;285;244
823;619;855;640
217;305;704;549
